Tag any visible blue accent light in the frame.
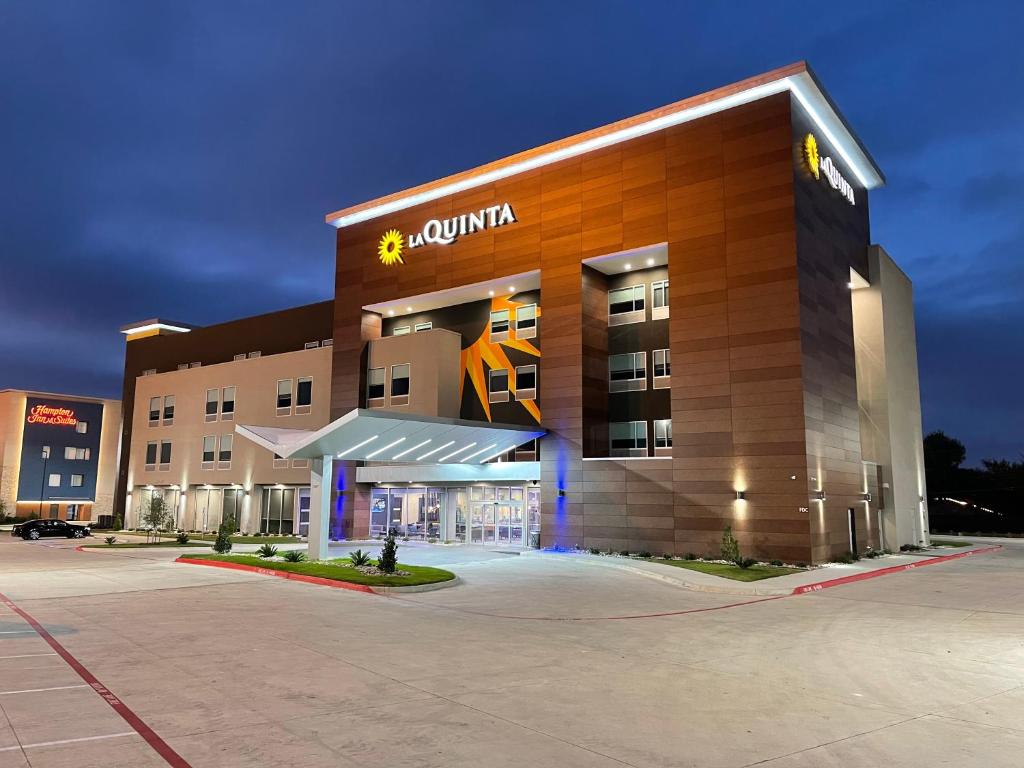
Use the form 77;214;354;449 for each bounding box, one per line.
332;468;346;540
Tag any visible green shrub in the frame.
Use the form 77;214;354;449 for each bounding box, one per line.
661;552;674;560
176;532;190;545
378;531;398;574
105;535;117;546
282;549;306;562
256;543;279;559
213;516;234;554
736;557;757;569
588;547;601;555
796;562;808;568
721;525;741;565
349;548;371;566
833;552;855;564
684;552;697;560
638;550;652;558
769;559;783;566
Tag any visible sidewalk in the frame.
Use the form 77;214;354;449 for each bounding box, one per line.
525;543;1003;597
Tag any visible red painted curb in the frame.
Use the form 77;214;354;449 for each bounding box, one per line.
791;545;1003;595
174;556;377;594
0;590;193;768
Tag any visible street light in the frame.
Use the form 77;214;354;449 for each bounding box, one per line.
38;446;50;518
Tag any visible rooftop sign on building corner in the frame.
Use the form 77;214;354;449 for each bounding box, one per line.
803;133;855;206
377;203;517;266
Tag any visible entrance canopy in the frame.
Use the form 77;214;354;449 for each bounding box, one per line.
236;408;544;464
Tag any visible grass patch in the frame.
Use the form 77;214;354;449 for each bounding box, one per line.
85;541;212;549
118;532;302;544
655;559;805;582
186;554;455;587
928;538;971;548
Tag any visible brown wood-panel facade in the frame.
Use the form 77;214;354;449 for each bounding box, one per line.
331;91;873;562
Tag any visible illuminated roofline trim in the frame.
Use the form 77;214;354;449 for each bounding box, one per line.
120;323;193;336
326;70;882;229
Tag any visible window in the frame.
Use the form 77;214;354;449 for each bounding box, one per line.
414;322;432;332
189;361;201;369
490;310;510;342
148;396;160;425
390;364;410;405
145;441;157;469
653;349;670;389
67;504;79;521
304;341;320;349
489;368;510;403
393;326;411;336
514;438;539;461
177;364;189;371
162;395;175;424
41;445;50;459
75;421;88;434
654;419;672;454
609;285;645;325
515;365;537;401
65;447;89;461
322;338;333;347
233;353;247;361
48;473;61;487
64;446;76;460
71;474;84;488
202;436;216;467
206;388;219;422
296;377;313;413
158;441;172;470
218;434;232;467
276;379;292;415
292;458;309;469
609;352;647;392
515;304;537;339
221;386;235;420
653;349;670;377
247;351;261;359
273;453;289;469
367;367;385;404
610;421;648;456
141;369;157;376
49;504;59;519
652;280;670;320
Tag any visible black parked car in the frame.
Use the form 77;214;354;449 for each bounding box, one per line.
12;519;92;540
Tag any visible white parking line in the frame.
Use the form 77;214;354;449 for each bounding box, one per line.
0;684;89;696
0;731;136;752
0;630;35;634
0;653;58;660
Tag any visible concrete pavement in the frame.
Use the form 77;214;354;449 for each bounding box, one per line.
1;535;1022;766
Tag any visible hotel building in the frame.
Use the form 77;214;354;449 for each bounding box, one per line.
0;390;120;523
117;62;929;563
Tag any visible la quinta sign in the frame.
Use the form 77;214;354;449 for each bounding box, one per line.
803;133;855;206
377;203;517;266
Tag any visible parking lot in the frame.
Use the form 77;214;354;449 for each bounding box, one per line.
1;536;1023;767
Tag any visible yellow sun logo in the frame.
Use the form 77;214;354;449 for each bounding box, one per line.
378;229;405;266
803;133;820;180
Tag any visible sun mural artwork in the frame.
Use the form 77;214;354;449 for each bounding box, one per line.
460;296;541;424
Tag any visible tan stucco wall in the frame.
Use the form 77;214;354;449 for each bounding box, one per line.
852;246;929;548
367;329;462;418
127;347;332;528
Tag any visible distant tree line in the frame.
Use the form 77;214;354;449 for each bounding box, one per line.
925;431;1024;534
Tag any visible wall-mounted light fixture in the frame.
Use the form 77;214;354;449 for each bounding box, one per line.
557;488;567;498
735;490;746;501
815;490;827;501
862;492;872;502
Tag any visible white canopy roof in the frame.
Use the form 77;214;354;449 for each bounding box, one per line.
236;408;544;464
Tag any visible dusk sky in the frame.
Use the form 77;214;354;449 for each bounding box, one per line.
2;1;1021;463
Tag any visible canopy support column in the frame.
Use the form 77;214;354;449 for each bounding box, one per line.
308;454;333;561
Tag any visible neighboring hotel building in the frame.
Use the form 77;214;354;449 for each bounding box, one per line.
117;62;929;563
0;390;120;523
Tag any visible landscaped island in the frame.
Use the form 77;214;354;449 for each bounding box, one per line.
184;554;456;588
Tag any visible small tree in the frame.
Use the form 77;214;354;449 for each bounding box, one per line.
378;530;398;573
0;499;7;523
720;525;741;564
142;496;172;543
213;514;234;554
